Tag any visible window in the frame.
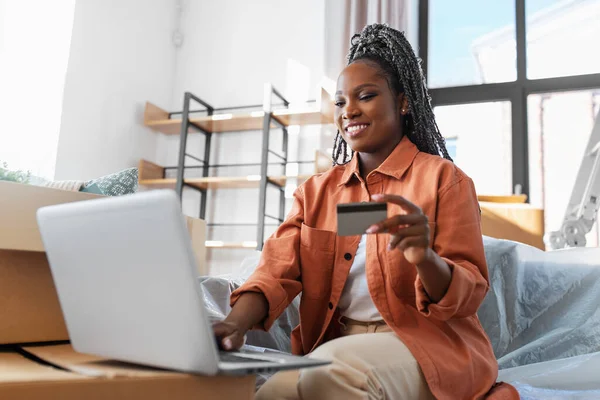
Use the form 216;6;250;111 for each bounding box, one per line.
436;102;512;195
428;0;516;88
444;137;457;160
526;0;600;80
421;0;600;249
0;0;76;180
528;89;600;247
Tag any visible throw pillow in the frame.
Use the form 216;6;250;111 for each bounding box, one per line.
79;182;104;195
81;168;138;196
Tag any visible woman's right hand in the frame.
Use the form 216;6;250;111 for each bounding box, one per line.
213;291;269;351
213;319;247;351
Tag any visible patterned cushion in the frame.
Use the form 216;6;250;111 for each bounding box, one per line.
79;182;104;195
81;168;138;196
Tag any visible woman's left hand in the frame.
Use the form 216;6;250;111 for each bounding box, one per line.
366;194;432;265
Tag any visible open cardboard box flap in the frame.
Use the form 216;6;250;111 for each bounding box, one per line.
0;351;84;384
0;180;207;272
22;344;177;378
0;181;100;252
0;344;254;400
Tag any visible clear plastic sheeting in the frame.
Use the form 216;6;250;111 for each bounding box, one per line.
498;350;600;399
199;269;299;390
479;237;600;369
232;251;263;281
198;274;299;353
202;238;600;396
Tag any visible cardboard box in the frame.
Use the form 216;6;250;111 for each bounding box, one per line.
0;181;207;344
0;181;101;253
0;344;254;400
0;250;70;345
480;201;545;250
186;215;207;276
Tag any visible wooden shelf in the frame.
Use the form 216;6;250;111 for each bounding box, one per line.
144;106;276;135
205;241;258;249
138;160;311;190
139;175;310;190
272;109;332;126
143;88;334;135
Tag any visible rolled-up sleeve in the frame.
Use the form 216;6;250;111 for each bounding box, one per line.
415;174;489;321
230;186;304;331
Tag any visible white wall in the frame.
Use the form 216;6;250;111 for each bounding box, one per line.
54;0;177;181
170;0;325;109
48;0;327;274
159;0;327;275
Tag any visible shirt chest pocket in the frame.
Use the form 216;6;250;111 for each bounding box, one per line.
299;223;336;299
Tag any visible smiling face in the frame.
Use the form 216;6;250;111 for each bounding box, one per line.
334;60;406;156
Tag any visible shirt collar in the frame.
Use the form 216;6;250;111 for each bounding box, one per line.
338;135;420;186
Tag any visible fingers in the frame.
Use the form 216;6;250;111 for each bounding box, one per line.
387;224;428;249
366;194;426;234
222;332;245;351
212;321;231;337
395;235;428;251
213;321;245;351
366;213;427;234
371;194;421;214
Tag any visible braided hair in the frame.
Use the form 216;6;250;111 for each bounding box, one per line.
332;23;452;165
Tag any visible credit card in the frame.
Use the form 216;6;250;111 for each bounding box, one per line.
337;202;388;236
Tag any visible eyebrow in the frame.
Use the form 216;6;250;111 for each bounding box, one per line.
335;83;379;95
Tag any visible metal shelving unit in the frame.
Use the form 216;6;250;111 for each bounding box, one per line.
140;84;334;250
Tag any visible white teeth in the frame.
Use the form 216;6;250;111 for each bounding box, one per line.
346;124;368;133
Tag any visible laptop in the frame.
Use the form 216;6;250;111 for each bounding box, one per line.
36;189;329;375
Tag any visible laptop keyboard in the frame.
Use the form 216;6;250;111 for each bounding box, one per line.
219;352;263;363
219;351;283;364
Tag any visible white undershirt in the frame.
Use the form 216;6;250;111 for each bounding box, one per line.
337;235;383;321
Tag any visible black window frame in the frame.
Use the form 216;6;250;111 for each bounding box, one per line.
419;0;600;198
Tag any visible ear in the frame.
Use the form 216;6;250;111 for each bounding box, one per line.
398;94;409;116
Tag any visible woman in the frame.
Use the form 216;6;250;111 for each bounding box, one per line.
213;24;519;400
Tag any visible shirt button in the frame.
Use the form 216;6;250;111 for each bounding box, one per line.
344;253;352;261
328;302;334;310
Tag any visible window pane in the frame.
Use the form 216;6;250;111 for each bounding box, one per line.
445;137;457;160
434;102;512;195
526;0;600;80
528;89;600;248
428;0;516;88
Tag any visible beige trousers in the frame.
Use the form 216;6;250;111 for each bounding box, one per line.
256;318;435;400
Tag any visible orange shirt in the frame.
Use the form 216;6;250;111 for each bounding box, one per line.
231;136;518;399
